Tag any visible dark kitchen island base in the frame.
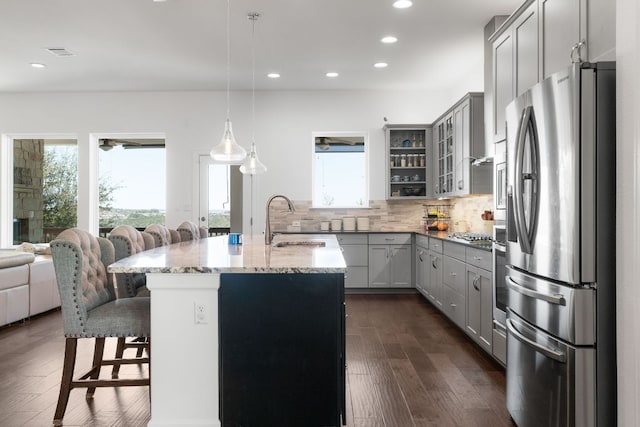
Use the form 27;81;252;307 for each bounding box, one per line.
219;273;346;427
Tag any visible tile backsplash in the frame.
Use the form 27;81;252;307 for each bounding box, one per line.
269;195;494;233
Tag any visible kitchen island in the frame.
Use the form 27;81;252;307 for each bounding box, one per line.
108;234;347;427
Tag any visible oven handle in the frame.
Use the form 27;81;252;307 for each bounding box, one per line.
506;276;566;306
506;318;566;363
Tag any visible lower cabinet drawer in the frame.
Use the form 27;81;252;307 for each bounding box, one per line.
443;286;465;330
466;247;492;271
345;266;368;288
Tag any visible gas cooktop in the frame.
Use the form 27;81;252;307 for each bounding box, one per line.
447;232;493;249
448;232;493;242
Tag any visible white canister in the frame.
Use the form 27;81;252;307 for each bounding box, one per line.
343;217;356;231
330;219;342;231
357;217;370;231
320;221;330;231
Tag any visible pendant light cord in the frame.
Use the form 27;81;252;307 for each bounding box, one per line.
251;15;256;144
226;0;231;119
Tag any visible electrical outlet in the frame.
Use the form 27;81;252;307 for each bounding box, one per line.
194;301;209;324
292;220;301;227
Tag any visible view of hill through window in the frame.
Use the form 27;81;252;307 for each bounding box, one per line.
98;144;166;229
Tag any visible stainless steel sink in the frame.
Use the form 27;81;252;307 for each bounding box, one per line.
272;241;326;248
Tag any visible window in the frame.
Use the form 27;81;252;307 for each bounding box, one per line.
98;139;166;231
312;133;368;208
13;139;78;243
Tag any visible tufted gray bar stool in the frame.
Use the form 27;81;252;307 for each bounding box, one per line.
50;228;150;426
108;225;154;375
177;220;201;241
144;223;180;247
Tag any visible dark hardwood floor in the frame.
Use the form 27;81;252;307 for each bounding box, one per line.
0;294;513;426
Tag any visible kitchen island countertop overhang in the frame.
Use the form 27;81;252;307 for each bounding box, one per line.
108;233;347;274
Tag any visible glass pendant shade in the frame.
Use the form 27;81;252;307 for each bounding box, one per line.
210;118;247;163
240;142;267;175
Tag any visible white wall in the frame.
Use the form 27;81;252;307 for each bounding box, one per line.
0;89;452;239
616;0;640;424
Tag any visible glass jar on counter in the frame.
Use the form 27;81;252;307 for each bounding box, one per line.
419;154;426;167
400;154;407;167
406;154;413;167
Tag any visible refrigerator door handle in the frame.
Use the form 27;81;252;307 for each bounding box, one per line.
506;318;566;363
513;106;540;255
506;275;567;306
507;185;518;242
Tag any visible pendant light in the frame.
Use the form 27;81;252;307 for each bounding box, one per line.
240;12;267;175
210;0;247;164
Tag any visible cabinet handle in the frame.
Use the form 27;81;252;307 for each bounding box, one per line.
432;260;438;269
450;303;457;308
385;238;395;242
450;272;456;276
473;275;480;291
570;39;586;64
474;256;483;261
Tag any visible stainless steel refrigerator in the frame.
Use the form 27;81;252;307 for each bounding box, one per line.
504;62;616;427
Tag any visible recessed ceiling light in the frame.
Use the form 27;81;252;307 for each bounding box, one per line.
381;36;398;44
325;72;339;78
267;73;280;79
30;63;46;68
393;0;413;8
374;62;389;68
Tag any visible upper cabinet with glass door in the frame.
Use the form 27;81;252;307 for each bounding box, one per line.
384;124;432;200
432;93;492;198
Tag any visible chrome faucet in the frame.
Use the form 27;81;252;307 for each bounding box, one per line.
265;194;295;245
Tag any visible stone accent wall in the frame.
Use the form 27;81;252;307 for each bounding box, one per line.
268;195;494;234
13;139;45;243
449;194;495;234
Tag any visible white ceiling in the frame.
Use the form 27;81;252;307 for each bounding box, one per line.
0;0;521;93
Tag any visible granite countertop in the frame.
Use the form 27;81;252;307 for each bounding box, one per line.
277;229;493;251
108;234;347;274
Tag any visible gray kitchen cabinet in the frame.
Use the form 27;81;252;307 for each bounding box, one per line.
466;246;493;353
539;0;585;79
415;236;430;298
491;29;513;144
433;114;454;196
428;239;444;309
337;234;368;288
433;93;491;197
489;0;538;143
368;234;413;288
442;242;467;329
443;251;466;295
483;16;508;155
453;95;492;195
384;124;432;199
488;0;614;146
513;1;539;97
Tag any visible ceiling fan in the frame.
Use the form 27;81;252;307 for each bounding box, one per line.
99;138;165;151
315;136;361;151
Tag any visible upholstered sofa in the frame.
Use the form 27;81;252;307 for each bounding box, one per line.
0;251;60;327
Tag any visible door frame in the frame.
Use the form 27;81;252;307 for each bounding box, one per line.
197;154;243;234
